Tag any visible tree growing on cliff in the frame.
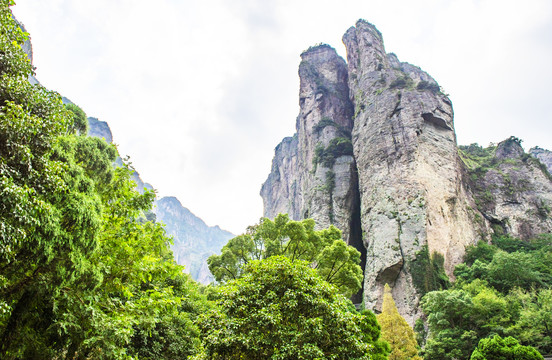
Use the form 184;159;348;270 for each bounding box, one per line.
197;256;383;360
377;284;422;360
207;213;363;296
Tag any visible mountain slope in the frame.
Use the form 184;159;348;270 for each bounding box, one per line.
153;197;233;283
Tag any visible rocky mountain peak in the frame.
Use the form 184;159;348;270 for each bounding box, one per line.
343;20;386;76
263;19;489;324
300;44;338;62
262;36;360;253
495;137;524;159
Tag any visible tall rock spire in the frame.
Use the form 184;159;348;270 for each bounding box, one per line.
261;19;552;325
261;44;363;255
343;20;481;322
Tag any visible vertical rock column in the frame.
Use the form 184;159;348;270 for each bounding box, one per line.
261;45;361;247
343;20;480;323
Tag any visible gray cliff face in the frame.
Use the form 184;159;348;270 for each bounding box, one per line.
261;135;300;220
262;20;548;325
471;140;552;240
261;45;361;251
154;197;234;284
87;117;114;144
530;147;552;173
343;20;481;323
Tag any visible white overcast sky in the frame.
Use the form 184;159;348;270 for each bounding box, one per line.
12;0;552;234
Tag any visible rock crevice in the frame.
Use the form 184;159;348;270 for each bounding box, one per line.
261;20;552;325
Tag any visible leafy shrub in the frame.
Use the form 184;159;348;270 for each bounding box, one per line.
313;137;354;168
470;335;543;360
389;75;413;89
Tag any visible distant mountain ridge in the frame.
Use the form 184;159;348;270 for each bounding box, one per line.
59;98;231;283
154;197;234;283
83;116;233;283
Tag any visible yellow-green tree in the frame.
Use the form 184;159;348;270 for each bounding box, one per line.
377;284;422;360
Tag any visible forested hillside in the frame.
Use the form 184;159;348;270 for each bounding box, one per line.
0;3;389;358
1;1;550;359
420;233;552;359
0;3;207;357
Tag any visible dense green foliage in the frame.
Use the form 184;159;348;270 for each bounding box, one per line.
0;3;207;357
470;335;543;360
207;213;363;297
421;234;552;360
197;256;386;360
0;7;391;358
66;102;89;135
410;245;450;297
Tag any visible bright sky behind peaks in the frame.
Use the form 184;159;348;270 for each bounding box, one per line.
12;0;552;235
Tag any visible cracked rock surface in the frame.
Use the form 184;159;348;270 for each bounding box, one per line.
261;20;552;325
261;45;360;247
343;20;481;323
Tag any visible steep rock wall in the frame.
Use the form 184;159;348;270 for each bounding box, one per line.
261;135;301;220
261;45;361;247
261;20;552;325
342;20;481;323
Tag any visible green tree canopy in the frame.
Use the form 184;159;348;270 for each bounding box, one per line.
0;2;208;357
470;335;543;360
197;256;381;360
377;284;422;360
422;233;552;359
65;102;88;135
208;213;363;296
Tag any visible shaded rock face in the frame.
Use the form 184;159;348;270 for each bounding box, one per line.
262;20;483;324
342;20;481;323
262;19;552;325
472;140;552;240
261;135;300;220
153;197;234;283
261;44;362;251
530;147;552;173
87;117;114;144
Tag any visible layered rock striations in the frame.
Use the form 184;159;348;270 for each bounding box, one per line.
261;20;552;324
261;45;361;249
342;21;482;322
